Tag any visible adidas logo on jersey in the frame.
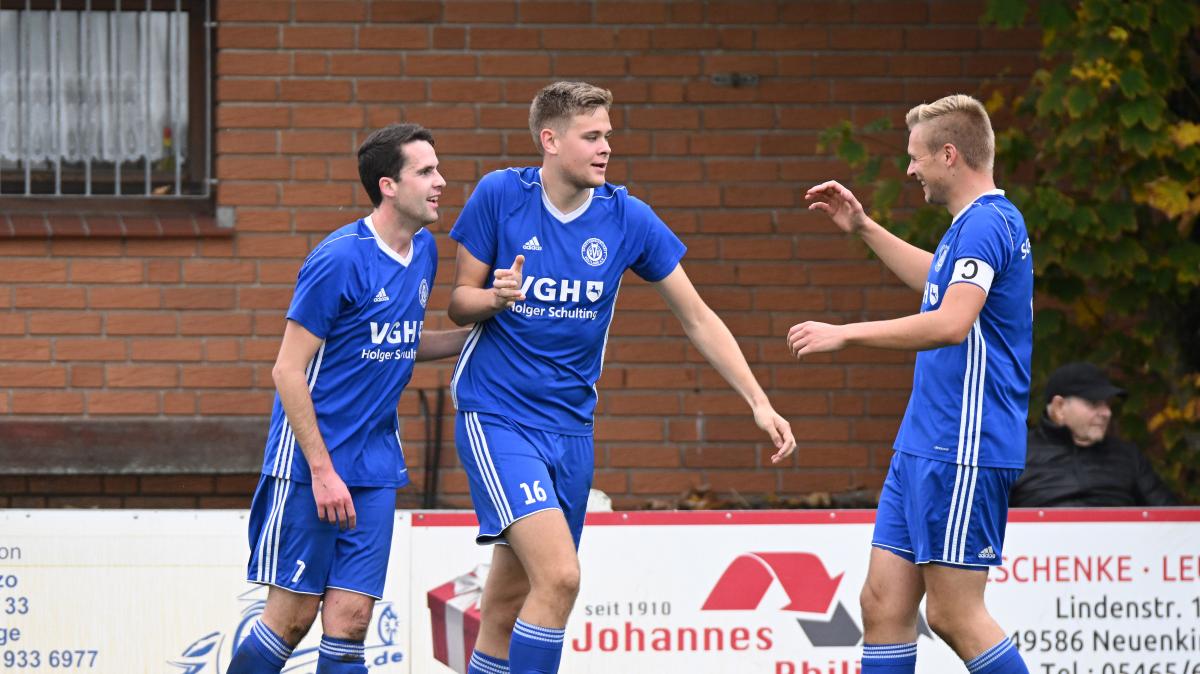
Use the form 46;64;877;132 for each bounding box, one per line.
522;236;543;251
373;288;389;303
977;546;997;560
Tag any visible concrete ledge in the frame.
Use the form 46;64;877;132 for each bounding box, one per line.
0;419;266;474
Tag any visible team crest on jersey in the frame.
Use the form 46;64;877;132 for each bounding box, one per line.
586;280;604;302
934;244;950;272
580;238;608;266
419;279;429;308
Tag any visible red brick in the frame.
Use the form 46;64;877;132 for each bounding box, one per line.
0;366;67;387
430;80;502;103
15;287;86;309
217;26;281;49
280;80;353;103
181;365;254;388
469;28;540;50
218;79;280;102
406;53;477;77
480;54;552;77
11;392;84;414
130;339;203;362
281;130;354;154
218;52;291;77
357;80;428;103
217;1;290;21
295;1;366;22
198;392;274;415
282;26;354;49
216;131;278;154
607;446;681;468
358;25;430;49
432;27;467;49
629;55;701;77
905;27;980;49
779;2;854;23
541;28;616;50
180;313;254;336
595;2;667;23
651;28;720;49
87;392;160;415
325;54;401;78
0;260;67;283
27;311;100;335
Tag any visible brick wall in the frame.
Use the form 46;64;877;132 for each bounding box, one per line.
0;0;1040;509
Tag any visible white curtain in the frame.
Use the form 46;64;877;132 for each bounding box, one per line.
0;9;188;165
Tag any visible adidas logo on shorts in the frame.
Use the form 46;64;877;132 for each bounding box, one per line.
373;288;390;303
977;546;997;560
522;236;542;251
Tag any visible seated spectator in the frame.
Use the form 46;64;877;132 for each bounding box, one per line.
1010;362;1179;507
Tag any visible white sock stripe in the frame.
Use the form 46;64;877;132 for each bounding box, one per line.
470;653;510;674
468;412;513;524
319;638;365;656
968;637;1013;671
863;644;917;654
514;621;566;636
465;412;510;526
513;621;565;643
252;620;292;661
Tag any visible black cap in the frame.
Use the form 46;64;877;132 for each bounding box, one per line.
1044;362;1126;403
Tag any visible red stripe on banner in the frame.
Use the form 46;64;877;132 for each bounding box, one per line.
410;508;1200;527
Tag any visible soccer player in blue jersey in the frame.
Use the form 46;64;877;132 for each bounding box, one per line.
789;95;1033;674
447;81;797;674
226;124;469;674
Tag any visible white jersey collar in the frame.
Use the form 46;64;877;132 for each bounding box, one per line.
538;169;594;224
364;214;416;267
951;188;1005;226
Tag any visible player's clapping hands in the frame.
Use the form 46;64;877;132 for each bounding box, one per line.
805;180;869;234
492;254;526;309
787;321;848;360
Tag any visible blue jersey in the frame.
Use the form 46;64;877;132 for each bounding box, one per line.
894;190;1033;469
261;216;436;487
449;167;686;434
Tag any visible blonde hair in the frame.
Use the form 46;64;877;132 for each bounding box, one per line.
905;94;994;172
528;81;613;153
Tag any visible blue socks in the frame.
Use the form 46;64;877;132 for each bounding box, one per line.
226;619;294;674
862;642;917;674
468;649;511;674
315;635;366;674
967;637;1028;674
508;619;565;674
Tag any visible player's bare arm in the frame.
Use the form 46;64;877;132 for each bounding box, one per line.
788;282;985;358
273;319;356;529
447;245;525;325
654;264;797;463
415;327;472;361
805;180;934;292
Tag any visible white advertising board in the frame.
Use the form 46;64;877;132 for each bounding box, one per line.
0;509;1196;674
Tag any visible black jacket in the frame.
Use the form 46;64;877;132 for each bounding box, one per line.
1009;415;1179;507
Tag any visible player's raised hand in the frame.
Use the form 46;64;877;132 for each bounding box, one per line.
752;403;796;464
311;465;356;530
787;320;848;359
492;254;526;309
805;180;868;234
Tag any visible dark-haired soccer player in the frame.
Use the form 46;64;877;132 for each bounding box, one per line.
447;81;796;674
228;124;468;674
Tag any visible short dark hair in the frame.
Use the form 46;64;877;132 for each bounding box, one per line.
357;123;436;207
528;81;613;153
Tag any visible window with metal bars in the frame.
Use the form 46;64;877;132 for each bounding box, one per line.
0;0;210;201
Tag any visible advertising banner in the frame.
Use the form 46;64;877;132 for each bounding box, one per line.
0;509;1195;673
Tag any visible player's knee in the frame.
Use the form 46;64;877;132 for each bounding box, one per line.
276;611;318;646
923;597;965;643
323;601;372;642
538;562;580;603
859;582;886;627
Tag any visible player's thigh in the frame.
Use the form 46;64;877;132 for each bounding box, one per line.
480;542;531;612
456;411;563;544
247;475;338;596
327;485;398;600
922;560;988;616
862;546;925;618
504;508;580;592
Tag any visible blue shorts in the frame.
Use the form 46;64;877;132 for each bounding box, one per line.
455;411;594;548
246;475;397;599
872;452;1021;568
